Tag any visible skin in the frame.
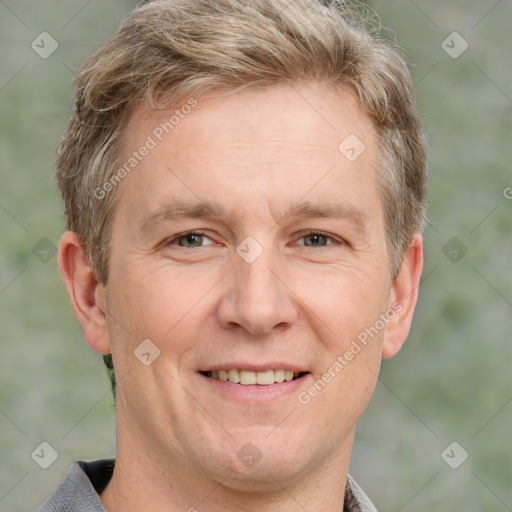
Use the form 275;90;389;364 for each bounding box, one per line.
58;82;423;512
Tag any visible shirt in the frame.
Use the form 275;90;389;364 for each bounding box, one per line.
35;458;377;512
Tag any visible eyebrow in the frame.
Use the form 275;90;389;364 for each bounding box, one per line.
137;199;369;233
277;200;369;233
138;200;228;232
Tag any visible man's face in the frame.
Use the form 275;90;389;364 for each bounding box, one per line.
103;83;398;486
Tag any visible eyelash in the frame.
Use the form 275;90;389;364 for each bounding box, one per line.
166;230;339;247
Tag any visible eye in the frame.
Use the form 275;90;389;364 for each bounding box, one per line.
165;230;338;249
168;231;215;248
299;231;335;247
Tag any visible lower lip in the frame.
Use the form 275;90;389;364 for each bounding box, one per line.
198;373;312;402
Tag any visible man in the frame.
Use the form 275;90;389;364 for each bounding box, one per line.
37;0;427;510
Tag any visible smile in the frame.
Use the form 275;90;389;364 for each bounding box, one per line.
201;369;308;385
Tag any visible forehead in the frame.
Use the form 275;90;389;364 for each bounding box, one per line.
124;82;375;155
115;82;380;229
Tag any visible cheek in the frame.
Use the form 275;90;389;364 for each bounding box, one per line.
291;265;389;404
290;265;390;345
106;261;220;362
115;262;183;322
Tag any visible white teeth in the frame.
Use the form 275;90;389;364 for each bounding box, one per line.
228;369;240;383
256;370;275;385
207;369;303;385
240;370;257;385
274;369;285;383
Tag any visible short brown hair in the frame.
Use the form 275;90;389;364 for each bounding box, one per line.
55;0;428;397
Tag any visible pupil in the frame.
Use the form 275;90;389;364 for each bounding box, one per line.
308;234;324;246
189;234;200;246
180;234;201;247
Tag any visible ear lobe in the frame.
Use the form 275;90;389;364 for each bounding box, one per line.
382;234;424;359
57;231;111;354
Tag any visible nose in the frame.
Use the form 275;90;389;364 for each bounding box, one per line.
216;247;298;336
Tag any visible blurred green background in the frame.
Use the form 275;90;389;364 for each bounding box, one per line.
1;1;510;511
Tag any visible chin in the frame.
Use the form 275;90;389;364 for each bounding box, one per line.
186;426;324;491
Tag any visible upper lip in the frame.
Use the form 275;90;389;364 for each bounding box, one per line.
200;363;308;373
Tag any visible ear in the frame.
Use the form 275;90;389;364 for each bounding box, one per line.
57;231;111;354
382;233;424;359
